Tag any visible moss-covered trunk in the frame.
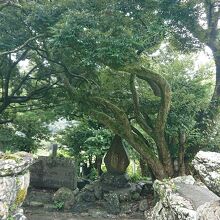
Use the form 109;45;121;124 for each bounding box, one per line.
154;132;174;177
211;54;220;116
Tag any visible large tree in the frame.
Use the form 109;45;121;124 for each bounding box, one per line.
0;2;60;155
0;1;65;123
1;0;215;179
21;0;213;179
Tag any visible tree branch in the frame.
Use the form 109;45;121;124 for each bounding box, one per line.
130;73;153;136
0;34;43;56
90;110;119;133
131;125;152;148
123;66;171;132
11;64;40;97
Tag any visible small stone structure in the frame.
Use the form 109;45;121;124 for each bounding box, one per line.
192;151;220;197
150;175;220;220
30;156;77;190
0;151;34;220
102;135;130;190
104;134;130;175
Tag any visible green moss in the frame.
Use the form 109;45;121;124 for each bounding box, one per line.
0;154;22;163
14;188;27;207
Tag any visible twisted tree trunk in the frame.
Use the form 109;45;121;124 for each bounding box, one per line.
88;66;174;179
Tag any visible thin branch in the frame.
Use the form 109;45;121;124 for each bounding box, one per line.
0;34;43;56
11;64;41;96
131;125;152;148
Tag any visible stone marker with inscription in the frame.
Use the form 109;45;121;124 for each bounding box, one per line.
30;156;77;190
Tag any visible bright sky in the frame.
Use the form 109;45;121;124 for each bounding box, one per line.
195;46;213;69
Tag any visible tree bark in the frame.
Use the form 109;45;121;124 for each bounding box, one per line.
210;54;220;113
89;67;176;180
139;158;149;177
178;129;186;176
128;67;174;177
154;131;174;177
95;156;103;176
127;132;167;180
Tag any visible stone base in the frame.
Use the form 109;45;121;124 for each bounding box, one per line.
100;173;130;190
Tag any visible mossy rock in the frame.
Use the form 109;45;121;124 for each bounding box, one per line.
0;151;34;176
15;188;27;207
53;187;76;210
53;187;75;203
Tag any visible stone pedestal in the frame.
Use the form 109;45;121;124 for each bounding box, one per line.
30;156;77;190
0;151;34;220
100;172;130;190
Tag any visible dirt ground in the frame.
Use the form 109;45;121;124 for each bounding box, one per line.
25;208;145;220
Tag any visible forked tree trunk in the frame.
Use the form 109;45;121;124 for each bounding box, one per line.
127;135;168;180
154;132;174;177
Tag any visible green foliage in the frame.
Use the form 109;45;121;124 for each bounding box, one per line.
47;0;163;69
148;50;215;158
57;149;73;158
129;173;144;183
58;119;112;163
53;201;64;211
0;0;219;178
0;112;49;152
87;167;99;181
157;0;206;51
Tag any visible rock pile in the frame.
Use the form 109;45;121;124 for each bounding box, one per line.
150;150;220;220
0;151;34;220
150;175;220;220
53;176;153;217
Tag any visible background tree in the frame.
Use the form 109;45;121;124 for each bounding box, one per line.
157;0;220;120
0;111;49;152
0;1;63;123
59;119;112;177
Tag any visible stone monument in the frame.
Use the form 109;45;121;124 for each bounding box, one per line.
101;134;130;189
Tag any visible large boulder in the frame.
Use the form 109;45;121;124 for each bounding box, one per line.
150;175;220;220
0;151;34;220
192;151;220;197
